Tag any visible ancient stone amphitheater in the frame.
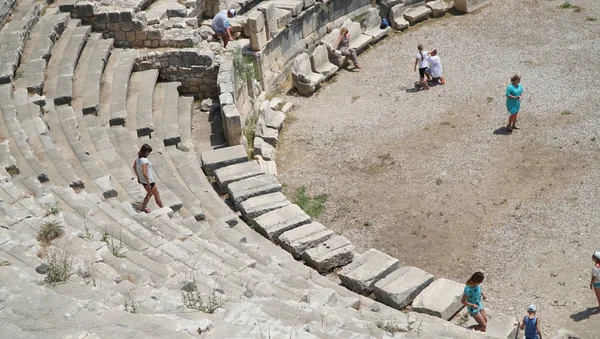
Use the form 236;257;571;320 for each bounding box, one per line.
0;0;578;338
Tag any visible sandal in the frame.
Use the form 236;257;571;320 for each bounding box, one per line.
137;208;151;213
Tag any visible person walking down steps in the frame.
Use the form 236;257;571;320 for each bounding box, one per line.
334;27;362;69
520;304;542;339
133;144;163;213
461;271;488;332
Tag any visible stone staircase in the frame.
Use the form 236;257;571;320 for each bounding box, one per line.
0;1;518;338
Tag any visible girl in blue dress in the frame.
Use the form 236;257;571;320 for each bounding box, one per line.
461;271;488;332
506;74;523;132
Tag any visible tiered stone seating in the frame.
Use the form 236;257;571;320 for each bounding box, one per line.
127;69;159;137
145;0;187;25
341;19;373;51
99;48;136;127
310;44;338;79
152;82;181;146
0;1;39;84
291;52;325;96
42;22;91;105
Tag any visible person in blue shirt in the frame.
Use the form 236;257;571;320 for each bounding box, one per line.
211;9;236;47
461;271;488;332
506;74;523;132
519;304;542;339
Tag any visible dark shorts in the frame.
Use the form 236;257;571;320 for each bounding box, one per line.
419;67;428;78
142;182;156;189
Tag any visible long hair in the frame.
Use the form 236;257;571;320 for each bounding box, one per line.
418;44;424;61
340;27;348;36
138;144;152;158
466;271;485;285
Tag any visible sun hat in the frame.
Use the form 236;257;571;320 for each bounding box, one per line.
594;251;600;260
527;304;537;312
228;9;237;17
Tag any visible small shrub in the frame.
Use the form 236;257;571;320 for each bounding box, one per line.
233;48;256;82
45;202;60;216
486;97;494;103
243;112;259;153
585;17;597;21
558;1;572;8
363;220;372;227
177;144;190;152
13;70;24;80
78;258;97;287
102;231;126;258
560;110;572;115
181;280;224;313
293;186;328;218
124;290;138;314
37;221;64;246
44;245;73;285
5;165;20;177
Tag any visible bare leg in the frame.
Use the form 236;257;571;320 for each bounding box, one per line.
594;287;600;308
421;76;429;89
149;184;163;208
472;311;487;332
222;34;230;48
512;113;518;128
139;186;152;212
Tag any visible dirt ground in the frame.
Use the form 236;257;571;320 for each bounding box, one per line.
276;0;600;336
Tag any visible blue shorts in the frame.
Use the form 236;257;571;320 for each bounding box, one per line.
467;302;484;316
593;282;600;288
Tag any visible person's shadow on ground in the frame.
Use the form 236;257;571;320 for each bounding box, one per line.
493;126;512;135
570;307;599;322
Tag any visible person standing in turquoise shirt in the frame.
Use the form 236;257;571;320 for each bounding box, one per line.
506;74;523;132
461;271;488;332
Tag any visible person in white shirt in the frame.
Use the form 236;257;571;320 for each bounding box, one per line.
211;9;237;47
133;144;163;213
425;49;445;85
591;251;600;312
413;44;430;90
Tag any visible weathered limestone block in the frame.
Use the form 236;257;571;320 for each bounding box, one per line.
222;104;242;146
214;160;264;192
390;4;409;30
402;0;426;6
362;7;389;42
342;19;372;51
246;11;268;52
403;6;431;25
302;0;315;9
255;154;278;176
255;117;279;146
373;266;434;309
227;173;282;207
260;101;286;130
452;309;519;339
201;145;248;175
251;204;311;241
412;278;465;320
379;0;402;21
275;8;292;29
260;141;276;160
310;44;337;78
426;0;447;17
454;0;490;13
338;249;400;294
279;222;334;259
292;52;325;96
302;235;353;272
239;191;290;219
256;1;278;39
274;0;303;17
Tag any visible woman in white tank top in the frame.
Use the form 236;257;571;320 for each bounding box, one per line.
133;144;163;213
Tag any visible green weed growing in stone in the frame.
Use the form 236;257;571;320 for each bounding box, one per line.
558;1;572;8
45;202;60;216
44;244;73;285
5;164;20;177
102;230;126;258
560;110;572;115
243;112;259;156
233;48;256;82
37;221;64;246
585;17;597;21
181;280;224;313
293;186;328;218
177;144;190;152
124;290;138;314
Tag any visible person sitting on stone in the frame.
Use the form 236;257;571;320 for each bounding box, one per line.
211;8;237;48
333;27;361;69
425;48;445;85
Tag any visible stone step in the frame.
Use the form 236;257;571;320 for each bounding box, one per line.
338;248;400;294
238;191;290;220
227;173;282;208
372;265;435;310
145;0;187;25
214;160;264;193
99;48;136;127
15;12;70;94
109;126;183;212
412;278;465;320
278;222;334;259
0;2;39;84
301;235;354;273
451;308;519;339
126;69;159;137
176;95;193;147
152;82;181;146
72;33;114;115
43;24;91;105
250;203;311;242
201;145;248;175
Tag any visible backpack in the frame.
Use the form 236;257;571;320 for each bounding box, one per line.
380;18;389;29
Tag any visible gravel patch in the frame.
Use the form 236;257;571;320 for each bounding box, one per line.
276;0;600;336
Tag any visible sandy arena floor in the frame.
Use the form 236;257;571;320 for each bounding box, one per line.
276;0;600;336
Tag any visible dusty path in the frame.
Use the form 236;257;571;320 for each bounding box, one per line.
276;0;600;336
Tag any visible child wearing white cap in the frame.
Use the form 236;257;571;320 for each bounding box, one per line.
519;304;541;339
590;251;600;312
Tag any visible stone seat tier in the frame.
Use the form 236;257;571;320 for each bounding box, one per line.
145;0;187;25
14;12;70;94
310;44;338;79
99;48;136;127
42;23;91;105
341;19;373;52
338;248;401;294
176;95;193;148
201;144;249;175
227;173;283;209
109;126;183;212
291;52;325;96
126;69;159;137
362;7;390;42
0;2;40;84
0;84;47;183
72;33;114;115
152;82;181;146
12;88;83;189
214;160;264;193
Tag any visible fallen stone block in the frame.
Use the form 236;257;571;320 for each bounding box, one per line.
260;141;276;160
279;222;334;259
255;117;280;146
275;7;292;29
274;0;303;17
201;145;248;175
362;7;390;42
261;101;286;130
214;160;264;192
302;235;353;272
426;0;447;18
452;309;519;339
239;191;291;220
281;102;293;113
390;4;409;30
454;0;490;13
251;204;311;241
403;6;431;25
412;278;465;320
338;248;400;294
246;10;268;51
227;173;282;207
373;266;434;309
